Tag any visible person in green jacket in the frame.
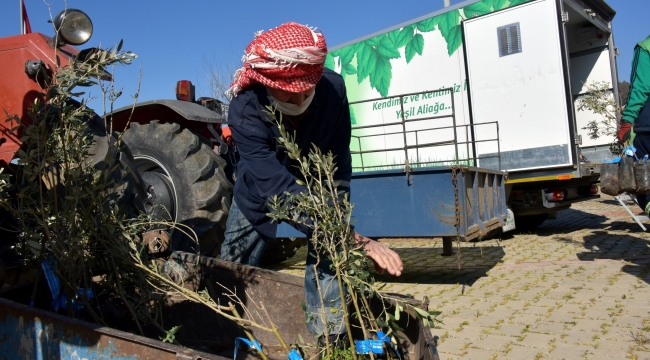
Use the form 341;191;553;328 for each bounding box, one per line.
618;35;650;213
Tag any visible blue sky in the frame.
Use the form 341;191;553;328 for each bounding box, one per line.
1;0;647;110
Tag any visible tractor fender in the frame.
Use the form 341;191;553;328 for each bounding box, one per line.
109;99;226;133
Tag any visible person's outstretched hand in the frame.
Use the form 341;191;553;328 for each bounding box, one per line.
353;231;403;276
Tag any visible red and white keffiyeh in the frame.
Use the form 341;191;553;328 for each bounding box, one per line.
227;22;327;98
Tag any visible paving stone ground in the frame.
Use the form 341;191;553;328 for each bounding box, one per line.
270;195;650;359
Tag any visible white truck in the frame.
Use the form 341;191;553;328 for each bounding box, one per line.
327;0;618;230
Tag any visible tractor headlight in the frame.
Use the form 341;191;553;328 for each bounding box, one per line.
53;9;93;46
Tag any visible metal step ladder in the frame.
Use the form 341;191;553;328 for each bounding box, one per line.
615;193;649;231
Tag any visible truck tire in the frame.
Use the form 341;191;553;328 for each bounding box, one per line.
122;121;232;256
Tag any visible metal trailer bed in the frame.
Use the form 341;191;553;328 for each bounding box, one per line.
0;252;440;360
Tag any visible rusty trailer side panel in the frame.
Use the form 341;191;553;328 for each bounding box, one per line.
0;253;440;359
0;296;224;359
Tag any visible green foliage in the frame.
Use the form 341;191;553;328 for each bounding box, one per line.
327;345;354;360
0;42;182;338
160;325;182;343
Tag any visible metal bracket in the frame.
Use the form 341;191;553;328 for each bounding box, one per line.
561;11;569;23
575;134;582;146
208;124;229;155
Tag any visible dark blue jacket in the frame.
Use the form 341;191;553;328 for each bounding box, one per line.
228;68;352;239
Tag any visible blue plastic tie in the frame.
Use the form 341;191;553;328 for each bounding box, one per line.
41;257;63;311
355;331;402;359
625;145;637;157
603;157;621;164
41;257;94;311
378;331;403;360
287;349;303;360
355;338;384;355
644;155;649;162
234;337;263;360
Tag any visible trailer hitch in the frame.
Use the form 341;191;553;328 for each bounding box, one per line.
141;229;171;254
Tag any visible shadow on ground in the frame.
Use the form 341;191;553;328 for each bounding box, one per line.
373;244;506;286
600;199;622;206
500;205;645;239
550;230;650;284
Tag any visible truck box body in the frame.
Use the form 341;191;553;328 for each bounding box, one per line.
327;0;617;222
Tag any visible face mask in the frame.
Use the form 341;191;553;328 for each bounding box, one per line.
267;89;315;116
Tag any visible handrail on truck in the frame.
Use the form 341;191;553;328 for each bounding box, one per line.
349;88;502;173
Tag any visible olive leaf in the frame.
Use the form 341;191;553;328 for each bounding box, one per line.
349;106;357;125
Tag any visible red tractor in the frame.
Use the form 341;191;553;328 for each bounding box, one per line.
0;9;233;264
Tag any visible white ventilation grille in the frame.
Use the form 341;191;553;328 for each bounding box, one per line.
497;23;522;57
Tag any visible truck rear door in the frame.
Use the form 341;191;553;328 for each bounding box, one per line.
463;0;575;172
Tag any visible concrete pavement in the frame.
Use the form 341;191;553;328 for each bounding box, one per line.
271;195;650;359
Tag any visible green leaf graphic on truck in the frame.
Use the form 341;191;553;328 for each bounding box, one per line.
326;0;531;97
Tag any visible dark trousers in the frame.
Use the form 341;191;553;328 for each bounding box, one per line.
220;200;346;335
634;133;650;212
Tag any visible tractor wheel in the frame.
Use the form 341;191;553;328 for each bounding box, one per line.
260;237;307;266
122;121;232;256
86;115;148;218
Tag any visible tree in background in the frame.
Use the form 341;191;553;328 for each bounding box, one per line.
619;80;631;107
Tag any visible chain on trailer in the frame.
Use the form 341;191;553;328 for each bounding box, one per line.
451;166;462;270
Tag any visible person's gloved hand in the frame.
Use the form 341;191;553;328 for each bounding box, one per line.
618;122;633;143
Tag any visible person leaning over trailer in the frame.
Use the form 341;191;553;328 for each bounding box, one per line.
220;22;403;341
619;35;650;214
